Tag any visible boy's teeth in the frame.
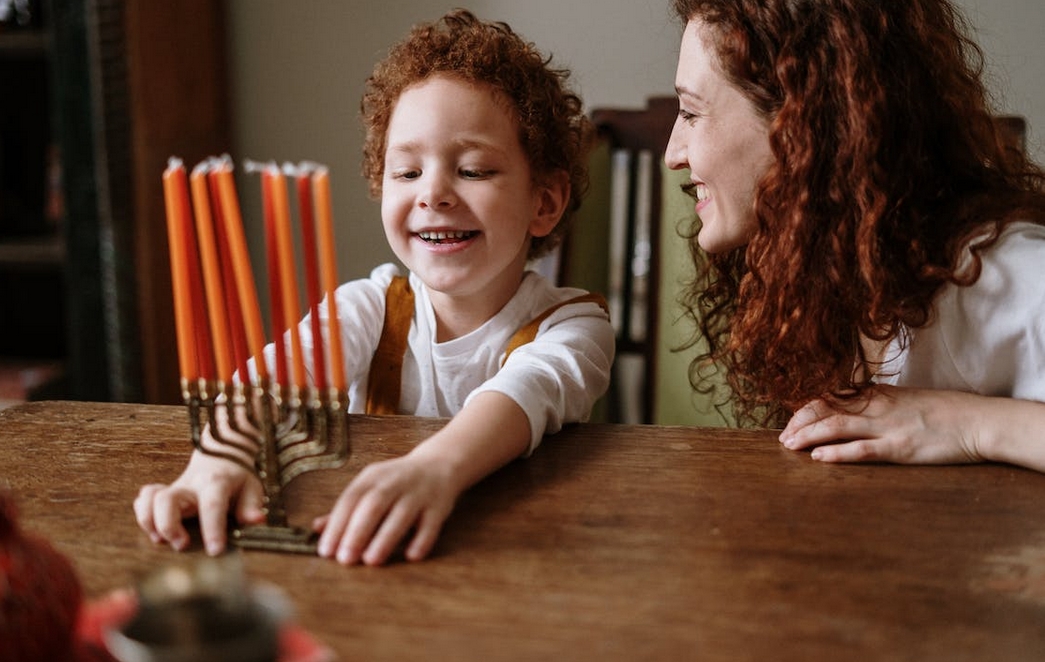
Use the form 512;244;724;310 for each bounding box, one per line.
419;230;475;242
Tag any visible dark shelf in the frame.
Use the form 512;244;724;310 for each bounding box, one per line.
2;1;231;405
0;30;49;56
0;232;65;268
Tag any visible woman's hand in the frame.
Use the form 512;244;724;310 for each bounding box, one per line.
781;385;1045;472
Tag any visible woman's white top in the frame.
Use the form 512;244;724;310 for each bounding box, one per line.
877;221;1045;402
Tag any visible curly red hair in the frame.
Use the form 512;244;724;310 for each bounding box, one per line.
360;9;593;260
672;0;1045;425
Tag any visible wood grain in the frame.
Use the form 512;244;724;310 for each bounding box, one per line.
2;400;1044;661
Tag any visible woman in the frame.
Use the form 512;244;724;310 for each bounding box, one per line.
666;0;1045;471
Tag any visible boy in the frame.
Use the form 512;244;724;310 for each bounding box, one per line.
135;9;614;566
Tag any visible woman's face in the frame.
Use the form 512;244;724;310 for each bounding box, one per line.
665;19;773;254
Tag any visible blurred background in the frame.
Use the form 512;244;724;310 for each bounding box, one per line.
0;0;1041;413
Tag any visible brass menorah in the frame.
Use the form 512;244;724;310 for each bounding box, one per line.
185;377;348;553
163;155;349;554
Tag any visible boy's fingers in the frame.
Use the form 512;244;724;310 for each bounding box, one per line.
362;501;419;566
133;483;166;537
197;484;233;555
337;494;393;565
311;514;330;532
151;488;198;551
234;476;267;524
405;507;449;562
317;487;364;558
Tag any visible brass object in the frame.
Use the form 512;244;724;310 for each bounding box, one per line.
184;379;349;554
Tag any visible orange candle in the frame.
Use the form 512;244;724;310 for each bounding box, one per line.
270;164;307;389
312;167;345;392
261;167;289;387
207;167;251;386
205;166;250;386
213;157;268;383
190;161;233;384
183;187;215;383
296;164;327;391
162;158;198;384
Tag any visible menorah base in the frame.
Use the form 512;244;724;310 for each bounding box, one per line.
231;524;319;555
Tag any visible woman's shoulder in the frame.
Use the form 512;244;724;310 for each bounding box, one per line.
924;221;1045;396
957;221;1045;305
980;220;1045;256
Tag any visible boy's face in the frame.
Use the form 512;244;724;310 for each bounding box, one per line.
381;74;561;312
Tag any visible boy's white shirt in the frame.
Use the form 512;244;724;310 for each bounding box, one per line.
877;221;1045;401
266;262;615;454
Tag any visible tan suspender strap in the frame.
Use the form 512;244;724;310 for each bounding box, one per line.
501;292;609;366
365;276;415;415
367;282;607;412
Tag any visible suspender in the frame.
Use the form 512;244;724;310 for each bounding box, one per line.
364;276;608;415
499;292;609;362
364;276;415;415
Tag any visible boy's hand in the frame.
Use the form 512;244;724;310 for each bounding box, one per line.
133;408;266;555
313;451;459;566
313;393;531;566
134;450;265;555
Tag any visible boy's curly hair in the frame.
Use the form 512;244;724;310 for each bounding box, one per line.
361;8;593;260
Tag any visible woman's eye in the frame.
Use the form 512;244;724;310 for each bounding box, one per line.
678;109;699;124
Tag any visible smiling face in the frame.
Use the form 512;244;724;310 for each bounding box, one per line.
381;74;563;317
665;19;774;254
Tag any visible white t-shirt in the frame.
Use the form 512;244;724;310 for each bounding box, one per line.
877;221;1045;401
266;263;615;453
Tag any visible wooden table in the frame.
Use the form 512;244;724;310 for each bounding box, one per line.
2;400;1044;661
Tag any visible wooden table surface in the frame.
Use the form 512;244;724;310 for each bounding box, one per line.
2;400;1044;661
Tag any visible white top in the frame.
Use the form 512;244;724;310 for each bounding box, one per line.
877;221;1045;401
265;263;615;454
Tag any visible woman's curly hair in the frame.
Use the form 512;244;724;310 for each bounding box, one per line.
672;0;1045;425
360;8;593;260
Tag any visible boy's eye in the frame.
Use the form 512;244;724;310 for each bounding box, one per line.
390;168;420;180
460;168;493;179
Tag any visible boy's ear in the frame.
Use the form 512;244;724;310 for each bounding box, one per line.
529;170;570;238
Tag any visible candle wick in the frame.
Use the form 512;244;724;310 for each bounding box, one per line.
243;158;274;174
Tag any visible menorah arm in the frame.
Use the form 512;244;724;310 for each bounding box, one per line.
186;395;258;474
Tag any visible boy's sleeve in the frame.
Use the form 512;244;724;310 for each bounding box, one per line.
465;299;615;455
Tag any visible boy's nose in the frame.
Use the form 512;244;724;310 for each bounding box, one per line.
418;174;457;210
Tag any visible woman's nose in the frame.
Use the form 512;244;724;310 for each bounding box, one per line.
664;119;687;170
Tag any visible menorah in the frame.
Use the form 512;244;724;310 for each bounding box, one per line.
162;155;349;554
